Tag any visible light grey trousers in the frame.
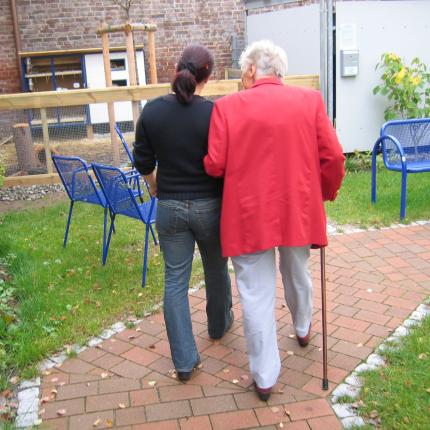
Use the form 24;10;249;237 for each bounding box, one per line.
232;246;312;389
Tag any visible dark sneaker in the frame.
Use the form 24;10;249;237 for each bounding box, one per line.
210;309;234;340
176;359;201;382
254;381;272;401
296;323;312;347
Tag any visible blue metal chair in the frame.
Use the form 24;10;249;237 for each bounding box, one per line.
92;163;158;287
115;125;134;166
52;155;112;261
371;118;430;219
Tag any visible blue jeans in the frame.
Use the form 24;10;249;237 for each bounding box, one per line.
156;198;232;372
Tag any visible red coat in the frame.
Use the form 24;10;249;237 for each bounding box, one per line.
204;77;345;257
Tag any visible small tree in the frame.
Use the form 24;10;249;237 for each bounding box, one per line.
111;0;137;20
373;53;430;120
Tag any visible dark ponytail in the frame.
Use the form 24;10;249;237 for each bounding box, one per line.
171;45;214;105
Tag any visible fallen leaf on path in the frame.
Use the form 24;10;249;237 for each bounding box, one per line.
93;418;102;427
101;372;109;379
223;368;230;374
106;419;114;427
271;407;279;413
148;381;157;387
118;403;126;409
56;409;67;416
232;379;239;384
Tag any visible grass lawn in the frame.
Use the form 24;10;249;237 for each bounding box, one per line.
325;162;430;227
356;314;430;430
0;201;204;390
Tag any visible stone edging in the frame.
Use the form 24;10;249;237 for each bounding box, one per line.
14;282;204;428
330;302;430;428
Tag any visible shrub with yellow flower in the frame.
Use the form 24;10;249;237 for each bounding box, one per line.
373;53;430;120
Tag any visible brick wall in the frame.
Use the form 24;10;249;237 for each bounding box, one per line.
12;0;246;85
0;0;21;94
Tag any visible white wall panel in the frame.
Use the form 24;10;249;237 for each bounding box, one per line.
336;1;430;152
246;5;320;75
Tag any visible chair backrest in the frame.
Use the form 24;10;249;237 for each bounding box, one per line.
92;163;153;223
115;125;134;164
52;155;102;203
382;118;430;164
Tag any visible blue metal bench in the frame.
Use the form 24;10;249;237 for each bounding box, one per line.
371;118;430;219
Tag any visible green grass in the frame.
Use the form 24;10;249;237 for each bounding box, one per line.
0;202;204;390
357;316;430;430
325;165;430;227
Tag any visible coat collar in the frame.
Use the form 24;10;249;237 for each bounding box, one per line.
251;76;283;88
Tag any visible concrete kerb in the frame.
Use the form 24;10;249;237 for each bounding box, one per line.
331;301;430;429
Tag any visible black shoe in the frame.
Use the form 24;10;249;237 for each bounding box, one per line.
176;359;201;382
254;381;272;401
210;310;234;340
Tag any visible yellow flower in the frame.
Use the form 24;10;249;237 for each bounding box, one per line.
388;53;400;61
409;76;422;86
394;67;407;84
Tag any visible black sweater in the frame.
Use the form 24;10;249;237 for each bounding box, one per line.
133;94;223;200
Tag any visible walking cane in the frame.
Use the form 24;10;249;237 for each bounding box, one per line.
320;246;329;390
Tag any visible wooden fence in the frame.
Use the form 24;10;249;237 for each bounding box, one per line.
0;75;319;187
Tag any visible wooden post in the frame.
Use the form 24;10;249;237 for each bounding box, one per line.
101;30;120;167
12;123;36;172
40;108;53;173
125;25;140;127
147;31;158;84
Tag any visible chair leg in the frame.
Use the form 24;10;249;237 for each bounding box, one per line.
142;223;151;288
102;207;108;263
400;172;407;219
103;214;116;265
63;201;74;247
149;224;158;246
371;151;378;203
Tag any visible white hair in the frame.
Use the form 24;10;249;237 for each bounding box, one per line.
239;40;288;78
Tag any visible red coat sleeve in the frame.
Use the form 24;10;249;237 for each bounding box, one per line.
204;102;228;178
316;93;345;201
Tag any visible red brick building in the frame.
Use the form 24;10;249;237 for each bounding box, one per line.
1;0;248;94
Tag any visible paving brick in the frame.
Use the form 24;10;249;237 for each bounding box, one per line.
331;340;373;360
145;400;191;421
301;377;334;397
191;394;237;415
202;385;244;397
91;352;125;370
149;356;175;374
329;353;361;371
331;316;370;332
254;405;288;426
134;421;180;430
86;391;129;412
99;338;134;355
200;357;228;375
135;319;165;336
280;368;313;389
283;355;314;372
331;327;371;345
130;388;159;406
131;333;160;349
116;406;147;426
354;309;391;326
78;347;108;363
98;377;141;394
159;384;203;402
43;398;85;419
307;415;342;430
286;399;333;421
121;346;161;367
42;371;70;388
43;417;69;430
56;381;98;400
215;365;253;388
332;304;358;317
110;360;151;379
57;358;95;375
303;362;348;384
151;340;172;357
384;296;417;310
366;323;392;338
69;410;114;430
233;391;268;409
210;409;259;430
179;415;212;430
203;343;234;360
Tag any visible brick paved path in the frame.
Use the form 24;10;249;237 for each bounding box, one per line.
40;224;430;429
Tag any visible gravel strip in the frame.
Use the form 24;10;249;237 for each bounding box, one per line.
0;184;64;202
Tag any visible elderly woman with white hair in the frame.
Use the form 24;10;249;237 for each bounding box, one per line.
204;40;345;400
